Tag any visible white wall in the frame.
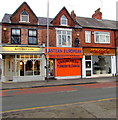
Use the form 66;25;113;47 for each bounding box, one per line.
116;50;118;73
0;25;2;44
111;56;116;75
82;56;86;78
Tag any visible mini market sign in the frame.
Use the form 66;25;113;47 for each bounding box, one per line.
84;48;115;56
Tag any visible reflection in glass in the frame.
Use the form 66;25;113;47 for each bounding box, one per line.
93;56;111;74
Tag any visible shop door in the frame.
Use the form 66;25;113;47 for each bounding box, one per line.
6;58;14;81
85;56;92;77
48;60;55;78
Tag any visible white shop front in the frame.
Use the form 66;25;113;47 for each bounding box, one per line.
0;46;46;82
82;48;116;78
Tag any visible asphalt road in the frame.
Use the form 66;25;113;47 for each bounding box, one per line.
2;82;117;112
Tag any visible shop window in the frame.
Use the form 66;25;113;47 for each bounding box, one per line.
16;55;41;76
20;61;24;76
28;30;37;45
34;60;40;75
56;29;72;47
11;29;21;44
85;31;91;43
26;60;33;75
60;15;68;26
94;32;110;44
93;56;111;75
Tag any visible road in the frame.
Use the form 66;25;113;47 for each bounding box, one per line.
2;82;117;112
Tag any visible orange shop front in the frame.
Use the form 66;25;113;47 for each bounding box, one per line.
45;47;83;79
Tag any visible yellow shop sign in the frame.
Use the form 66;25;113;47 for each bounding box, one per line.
0;47;44;53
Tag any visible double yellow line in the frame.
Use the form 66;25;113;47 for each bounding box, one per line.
2;97;117;113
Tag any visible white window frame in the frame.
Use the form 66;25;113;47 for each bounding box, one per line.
60;15;68;26
85;31;91;43
20;10;29;22
56;28;72;47
94;31;110;44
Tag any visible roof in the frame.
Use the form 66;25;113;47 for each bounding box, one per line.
1;13;118;30
38;17;53;25
76;16;118;30
2;14;53;25
2;14;11;23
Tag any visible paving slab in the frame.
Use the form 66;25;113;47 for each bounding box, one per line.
1;77;117;90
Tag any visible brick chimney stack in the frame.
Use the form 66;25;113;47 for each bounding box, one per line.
71;10;77;20
92;8;102;19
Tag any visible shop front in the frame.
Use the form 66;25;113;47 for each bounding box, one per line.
0;46;46;82
82;48;116;78
45;47;83;79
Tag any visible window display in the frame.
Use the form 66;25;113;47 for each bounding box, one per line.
93;56;111;75
15;55;41;76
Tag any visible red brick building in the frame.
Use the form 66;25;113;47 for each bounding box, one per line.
73;8;117;78
0;2;47;82
0;2;117;82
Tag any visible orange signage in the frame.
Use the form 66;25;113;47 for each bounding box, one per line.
45;47;83;58
56;59;81;77
84;48;115;56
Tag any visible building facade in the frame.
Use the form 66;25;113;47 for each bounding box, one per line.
44;7;83;79
73;8;117;78
0;2;117;82
0;2;46;82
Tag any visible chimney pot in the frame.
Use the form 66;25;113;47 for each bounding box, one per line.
71;10;77;20
92;8;102;19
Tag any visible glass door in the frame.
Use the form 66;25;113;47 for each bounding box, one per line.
48;59;55;78
85;56;92;77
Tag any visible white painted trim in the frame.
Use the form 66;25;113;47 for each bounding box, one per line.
111;56;116;75
0;25;2;44
85;31;91;43
13;76;45;82
94;31;110;44
55;76;81;79
55;28;72;31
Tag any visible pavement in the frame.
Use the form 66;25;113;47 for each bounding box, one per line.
1;76;117;90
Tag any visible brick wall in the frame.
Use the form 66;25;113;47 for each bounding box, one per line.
81;28;115;48
51;8;75;27
115;31;118;47
10;2;38;25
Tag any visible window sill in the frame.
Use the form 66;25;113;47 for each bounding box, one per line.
19;21;30;23
95;42;110;44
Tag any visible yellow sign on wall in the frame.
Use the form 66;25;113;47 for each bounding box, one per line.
0;47;44;53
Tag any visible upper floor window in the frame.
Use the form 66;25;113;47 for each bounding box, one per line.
11;29;21;44
56;28;72;47
85;31;91;43
94;32;110;44
20;10;29;22
60;15;68;26
28;30;37;45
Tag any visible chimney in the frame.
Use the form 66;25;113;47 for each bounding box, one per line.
71;10;76;20
92;8;102;19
